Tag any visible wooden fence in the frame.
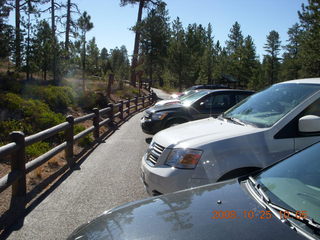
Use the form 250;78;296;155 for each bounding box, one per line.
0;93;155;205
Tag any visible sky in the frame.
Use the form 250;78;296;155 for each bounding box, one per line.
74;0;308;60
10;0;309;60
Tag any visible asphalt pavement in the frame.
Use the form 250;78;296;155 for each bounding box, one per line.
6;89;170;240
151;87;171;100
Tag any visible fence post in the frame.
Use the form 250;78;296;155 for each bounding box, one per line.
142;95;145;108
127;98;130;115
135;96;138;112
65;115;75;168
93;108;100;140
108;103;115;129
10;131;26;199
119;100;124;121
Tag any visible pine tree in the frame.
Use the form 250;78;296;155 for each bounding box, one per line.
120;0;160;87
87;37;100;75
241;35;259;87
167;17;188;90
263;30;281;85
31;20;53;81
0;0;13;60
198;23;216;85
139;1;170;87
225;21;244;86
298;0;320;77
64;0;79;55
185;23;207;86
77;11;93;91
281;23;302;80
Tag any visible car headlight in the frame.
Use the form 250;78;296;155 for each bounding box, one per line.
152;112;168;120
165;149;203;169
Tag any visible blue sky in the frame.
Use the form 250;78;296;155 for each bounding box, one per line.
76;0;308;60
10;0;308;60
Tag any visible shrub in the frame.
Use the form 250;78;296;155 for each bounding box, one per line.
0;120;33;144
0;93;65;142
77;92;109;111
24;85;76;112
74;125;93;148
0;73;23;93
26;142;50;160
113;85;140;99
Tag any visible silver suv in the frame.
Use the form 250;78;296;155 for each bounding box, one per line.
141;78;320;195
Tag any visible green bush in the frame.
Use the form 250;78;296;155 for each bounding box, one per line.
24;85;76;112
114;86;140;99
77;92;109;111
0;120;33;144
26;142;50;160
74;125;93;148
0;73;23;93
0;93;65;142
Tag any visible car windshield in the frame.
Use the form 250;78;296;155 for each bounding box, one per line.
178;90;201;101
223;83;320;128
184;86;197;92
254;142;320;225
181;90;211;106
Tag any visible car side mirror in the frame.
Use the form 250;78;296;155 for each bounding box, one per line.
299;115;320;133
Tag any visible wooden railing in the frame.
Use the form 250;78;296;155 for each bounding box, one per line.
0;93;156;203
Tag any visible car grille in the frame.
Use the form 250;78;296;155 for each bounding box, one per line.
146;143;165;166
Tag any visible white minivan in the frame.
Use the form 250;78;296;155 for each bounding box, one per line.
141;78;320;195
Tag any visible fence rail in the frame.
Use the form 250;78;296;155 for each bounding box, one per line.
0;93;156;203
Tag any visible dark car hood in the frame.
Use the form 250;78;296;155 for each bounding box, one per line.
67;180;306;240
146;103;183;113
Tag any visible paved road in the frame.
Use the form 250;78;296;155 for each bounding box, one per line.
6;89;170;240
151;88;170;100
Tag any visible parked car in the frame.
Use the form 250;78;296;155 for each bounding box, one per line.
68;142;320;240
141;89;253;134
141;78;320;195
154;89;201;107
170;84;230;99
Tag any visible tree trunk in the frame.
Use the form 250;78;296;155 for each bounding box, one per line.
107;74;113;97
178;72;182;92
82;37;86;92
65;0;71;55
130;0;144;87
26;11;30;81
44;70;47;81
15;0;21;69
51;0;58;85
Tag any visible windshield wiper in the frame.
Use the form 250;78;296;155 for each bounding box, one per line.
268;203;320;231
248;176;270;203
248;176;320;234
220;115;245;126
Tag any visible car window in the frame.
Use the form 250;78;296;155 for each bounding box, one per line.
194;93;232;111
235;93;250;103
211;94;231;108
302;97;320;116
181;90;211;106
195;94;214;110
224;84;320;128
